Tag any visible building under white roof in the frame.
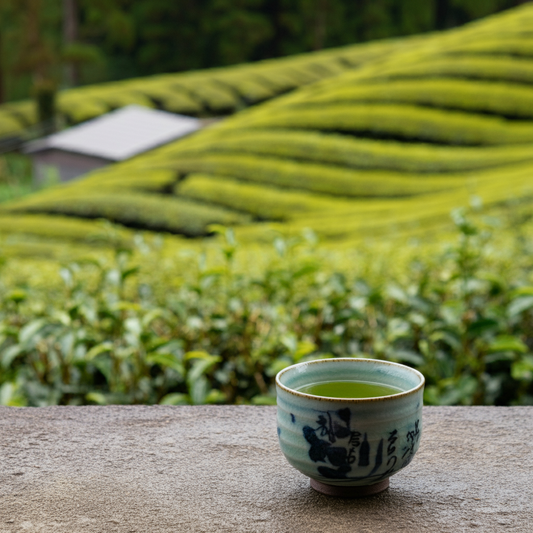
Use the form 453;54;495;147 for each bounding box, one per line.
24;105;201;182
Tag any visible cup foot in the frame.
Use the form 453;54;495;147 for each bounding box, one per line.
310;477;389;498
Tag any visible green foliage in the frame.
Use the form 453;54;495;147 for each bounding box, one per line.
64;85;156;112
0;22;420;131
124;81;203;114
0;153;35;204
1;213;533;407
1;1;532;136
445;36;533;57
0;101;36;127
299;78;533;119
377;56;533;85
167;153;468;197
3;5;533;410
175;172;337;220
7;191;250;237
0;214;132;247
56;94;109;123
0;111;24;137
239;103;533;145
4;6;533;265
87;169;178;193
61;42;105;66
165;129;533;173
171;79;238;115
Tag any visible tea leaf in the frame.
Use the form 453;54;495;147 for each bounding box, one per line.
251;394;276;405
86;342;113;361
159;393;189;405
187;356;221;386
1;345;23;369
507;296;533;317
511;355;533;382
146;353;185;377
86;392;108;405
487;335;528;354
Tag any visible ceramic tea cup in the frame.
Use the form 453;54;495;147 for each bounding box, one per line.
276;358;424;497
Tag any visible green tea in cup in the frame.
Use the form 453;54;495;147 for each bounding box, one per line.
296;380;402;399
276;358;425;497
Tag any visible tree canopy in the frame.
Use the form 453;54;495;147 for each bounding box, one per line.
0;0;528;102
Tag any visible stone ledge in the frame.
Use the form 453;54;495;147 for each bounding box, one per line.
0;406;531;533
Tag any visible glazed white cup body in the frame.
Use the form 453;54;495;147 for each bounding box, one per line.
276;358;424;487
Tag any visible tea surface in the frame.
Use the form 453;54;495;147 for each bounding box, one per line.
296;380;402;398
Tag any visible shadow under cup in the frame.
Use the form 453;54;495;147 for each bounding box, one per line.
276;358;425;497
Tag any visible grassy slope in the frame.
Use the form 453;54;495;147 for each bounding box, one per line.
3;4;533;259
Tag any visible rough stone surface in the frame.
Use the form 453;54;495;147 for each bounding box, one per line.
0;406;531;532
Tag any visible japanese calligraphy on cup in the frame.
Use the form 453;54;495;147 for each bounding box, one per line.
276;358;424;495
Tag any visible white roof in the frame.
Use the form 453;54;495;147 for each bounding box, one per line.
25;105;201;161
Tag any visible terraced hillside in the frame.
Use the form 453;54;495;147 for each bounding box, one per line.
0;35;427;144
2;3;533;257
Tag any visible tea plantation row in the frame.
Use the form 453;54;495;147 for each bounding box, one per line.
3;4;533;257
0;33;422;139
1;212;533;407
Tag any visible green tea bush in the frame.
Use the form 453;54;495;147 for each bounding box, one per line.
0;101;36;126
213;74;277;104
373;56;533;85
78;168;178;193
168;153;460;197
1;211;533;408
0;26;418;135
167;129;533;173
0;214;132;248
6;5;533;256
9;192;250;236
300;79;533;119
0;112;24;138
133;86;203;115
171;81;239;114
67;87;156;112
2;3;533;138
58;92;110;123
175;173;336;219
445;37;533;57
239;103;533;145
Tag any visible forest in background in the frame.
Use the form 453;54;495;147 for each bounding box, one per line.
0;0;529;103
